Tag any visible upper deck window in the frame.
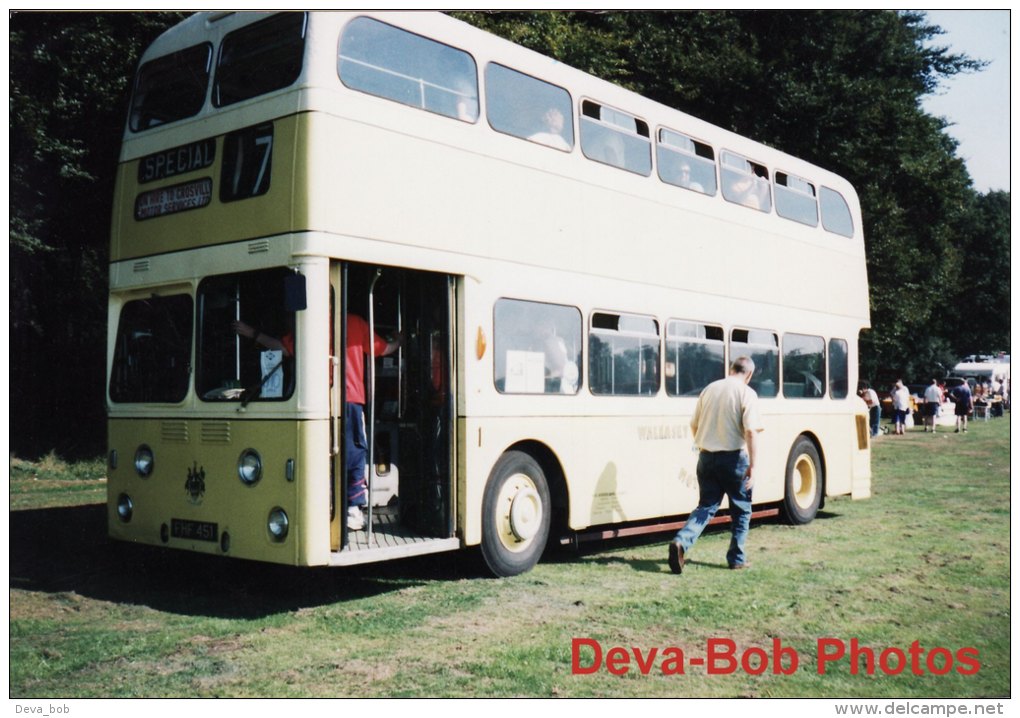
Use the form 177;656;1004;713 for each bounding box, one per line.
775;171;818;227
820;186;855;238
721;151;772;213
339;16;479;123
580;101;652;176
129;43;212;132
213;12;307;107
485;63;573;151
657;129;717;196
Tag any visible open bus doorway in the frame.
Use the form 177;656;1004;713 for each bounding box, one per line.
330;262;457;562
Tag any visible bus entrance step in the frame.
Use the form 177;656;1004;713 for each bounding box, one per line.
329;510;460;566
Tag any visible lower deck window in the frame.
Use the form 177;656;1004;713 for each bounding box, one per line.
730;328;778;397
665;320;725;396
782;333;826;398
197;268;297;402
589;312;660;396
494;299;581;394
828;338;849;398
110;294;193;403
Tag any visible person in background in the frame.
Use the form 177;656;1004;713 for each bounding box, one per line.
949;379;974;433
891;380;911;435
858;381;881;437
923;378;942;434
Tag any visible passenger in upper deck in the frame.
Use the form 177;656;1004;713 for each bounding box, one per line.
726;165;771;213
454;80;479;122
528;107;571;151
677;161;705;193
726;164;771;210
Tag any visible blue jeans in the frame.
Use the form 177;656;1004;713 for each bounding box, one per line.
869;406;881;436
674;450;753;567
346;402;368;507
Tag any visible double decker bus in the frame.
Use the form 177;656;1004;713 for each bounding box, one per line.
107;11;871;577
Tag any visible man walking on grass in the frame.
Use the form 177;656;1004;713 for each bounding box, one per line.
669;356;764;574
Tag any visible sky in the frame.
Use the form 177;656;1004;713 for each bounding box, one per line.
919;10;1011;193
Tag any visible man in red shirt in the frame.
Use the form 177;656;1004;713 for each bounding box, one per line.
345;314;400;530
235;314;398;531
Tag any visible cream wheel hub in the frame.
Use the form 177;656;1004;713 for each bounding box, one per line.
508;486;542;542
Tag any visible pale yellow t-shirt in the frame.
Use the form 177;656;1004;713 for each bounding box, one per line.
691;376;764;451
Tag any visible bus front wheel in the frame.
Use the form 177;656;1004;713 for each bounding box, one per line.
781;436;823;525
480;450;551;578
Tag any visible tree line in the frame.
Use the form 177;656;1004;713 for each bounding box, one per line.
9;11;1010;459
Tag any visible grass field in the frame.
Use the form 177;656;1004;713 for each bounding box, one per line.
9;417;1011;698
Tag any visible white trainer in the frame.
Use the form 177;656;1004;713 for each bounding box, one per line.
347;505;365;531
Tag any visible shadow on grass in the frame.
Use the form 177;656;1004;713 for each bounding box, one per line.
9;504;487;619
10;504;847;615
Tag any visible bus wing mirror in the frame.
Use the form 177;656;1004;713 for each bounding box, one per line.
284;273;307;312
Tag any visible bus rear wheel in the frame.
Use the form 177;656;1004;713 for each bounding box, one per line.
781;436;823;525
480;450;551;578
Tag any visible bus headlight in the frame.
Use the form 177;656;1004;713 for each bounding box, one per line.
117;493;134;522
238;449;262;485
134;445;154;477
268;508;289;541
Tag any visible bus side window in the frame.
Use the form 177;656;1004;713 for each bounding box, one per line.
730;327;778;397
580;101;652;176
657;128;717;196
775;171;818;227
339;16;478;123
665;320;725;396
782;333;826;399
494;299;581;395
828;338;849;399
721;151;772;212
589;312;660;396
485;63;574;151
820;186;855;238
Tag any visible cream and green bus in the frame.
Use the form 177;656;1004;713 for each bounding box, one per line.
107;11;871;577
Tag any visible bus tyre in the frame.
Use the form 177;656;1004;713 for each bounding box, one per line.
781;437;823;525
480;451;551;578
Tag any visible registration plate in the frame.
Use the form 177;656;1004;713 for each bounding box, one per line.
171;518;218;543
